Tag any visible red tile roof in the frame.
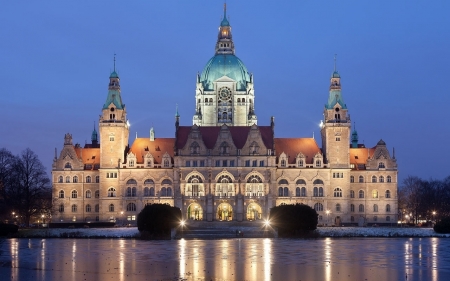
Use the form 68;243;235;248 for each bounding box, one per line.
274;138;321;164
129;138;175;164
74;147;100;165
176;126;274;150
349;147;376;166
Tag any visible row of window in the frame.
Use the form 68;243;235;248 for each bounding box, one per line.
278;186;392;199
59;186;174;199
313;203;392;213
350;175;393;183
58;175;100;183
280;159;322;167
59;203;137;213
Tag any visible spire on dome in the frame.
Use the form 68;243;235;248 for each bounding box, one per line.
351;122;358;148
215;4;235;55
326;55;346;109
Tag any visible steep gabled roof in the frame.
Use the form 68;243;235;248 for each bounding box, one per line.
129;138;175;164
274;138;321;164
176;126;273;150
349;147;376;169
74;147;100;166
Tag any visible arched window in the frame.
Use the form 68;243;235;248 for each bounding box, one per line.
336;203;341;212
301;187;306;197
64;162;71;169
333;188;342;197
73;176;78;183
237;98;241;102
126;179;137;185
385;190;391;198
280;160;286;167
71;190;78;198
350;204;355;212
95;204;99;212
314;203;323;212
66;176;71;183
160;187;167;197
373;204;378;212
387;176;392;183
278;187;283;196
59;204;64;213
86;204;91;212
162;179;172;185
386;204;391;212
95;176;100;183
379;176;384;183
144;187;149;197
95;190;99;198
127;187;132;197
319;187;323;197
315;160;321;167
298;159;304;167
313;179;324;185
150;187;155;196
295;187;300;197
167;187;173;197
350;190;355;198
283;187;289;197
350;176;354;183
164;160;170;168
71;204;77;213
58;176;63;183
378;162;385;168
86;176;91;183
359;204;365;212
59;190;64;198
242;98;245;102
109;204;114;212
372;176;377;183
127;203;136;212
85;190;91;198
313;187;318;197
359;190;365;198
372;190;378;198
359;176;364;183
108;188;116;197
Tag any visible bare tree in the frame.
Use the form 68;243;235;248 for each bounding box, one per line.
6;148;51;226
0;148;17;220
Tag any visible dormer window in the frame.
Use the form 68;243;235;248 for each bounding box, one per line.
378;162;386;169
315;160;321;167
249;142;259;155
281;160;286;167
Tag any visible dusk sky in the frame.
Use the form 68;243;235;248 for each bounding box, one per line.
1;1;449;183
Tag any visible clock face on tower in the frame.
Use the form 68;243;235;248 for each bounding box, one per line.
219;87;231;100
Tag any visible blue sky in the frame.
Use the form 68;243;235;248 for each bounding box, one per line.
1;1;449;182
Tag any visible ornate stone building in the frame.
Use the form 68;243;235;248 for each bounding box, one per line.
52;6;398;226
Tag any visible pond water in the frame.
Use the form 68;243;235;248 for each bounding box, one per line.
0;238;449;281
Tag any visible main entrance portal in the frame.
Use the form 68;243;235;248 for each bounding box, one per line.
187;203;203;220
216;203;233;221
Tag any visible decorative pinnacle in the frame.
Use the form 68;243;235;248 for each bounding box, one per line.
334;54;337;72
175;103;180;117
113;53;116;72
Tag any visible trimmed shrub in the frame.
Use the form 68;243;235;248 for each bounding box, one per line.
137;204;182;239
0;223;19;236
269;204;318;237
434;217;450;234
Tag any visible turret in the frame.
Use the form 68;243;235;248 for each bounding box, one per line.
215;4;235;55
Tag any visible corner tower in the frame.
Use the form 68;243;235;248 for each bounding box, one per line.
99;63;130;168
320;62;351;168
193;4;257;127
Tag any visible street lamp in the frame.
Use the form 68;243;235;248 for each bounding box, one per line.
326;210;330;226
120;211;124;226
432;211;436;225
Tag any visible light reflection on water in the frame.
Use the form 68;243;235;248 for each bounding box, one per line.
1;237;449;281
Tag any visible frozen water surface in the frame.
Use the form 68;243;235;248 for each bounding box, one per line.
1;238;449;281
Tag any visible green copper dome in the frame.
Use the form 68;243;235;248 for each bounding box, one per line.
110;71;119;78
200;54;250;91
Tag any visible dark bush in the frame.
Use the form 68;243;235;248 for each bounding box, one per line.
0;223;19;236
269;204;318;237
137;204;182;239
434;217;450;233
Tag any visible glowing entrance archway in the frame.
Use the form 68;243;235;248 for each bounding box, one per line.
217;203;233;221
246;203;262;221
187;203;203;221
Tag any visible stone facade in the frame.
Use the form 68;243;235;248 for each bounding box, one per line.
51;7;398;226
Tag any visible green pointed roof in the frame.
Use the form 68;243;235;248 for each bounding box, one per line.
221;4;230;26
91;128;98;142
103;89;124;109
110;71;119;78
325;89;346;109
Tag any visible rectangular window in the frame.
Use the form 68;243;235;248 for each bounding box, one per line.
229;160;235;167
216;160;221;167
200;160;205;167
185;161;191;167
336;137;340;141
259;160;264;167
237;149;241;156
245;160;250;167
109;136;114;141
193;161;198;167
222;160;227;167
252;160;257;167
127;215;136;221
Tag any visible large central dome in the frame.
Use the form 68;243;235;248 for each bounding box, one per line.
200;54;250;91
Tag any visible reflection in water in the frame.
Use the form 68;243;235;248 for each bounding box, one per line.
1;238;449;281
